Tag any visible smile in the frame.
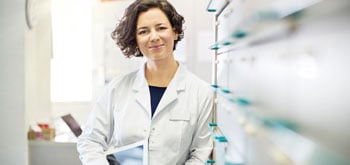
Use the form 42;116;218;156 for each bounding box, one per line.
149;44;163;50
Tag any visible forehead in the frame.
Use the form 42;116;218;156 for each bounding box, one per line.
136;8;170;27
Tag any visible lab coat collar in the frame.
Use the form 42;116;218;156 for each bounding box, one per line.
132;63;151;118
132;62;187;118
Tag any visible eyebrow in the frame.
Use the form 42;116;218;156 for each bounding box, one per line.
137;23;167;30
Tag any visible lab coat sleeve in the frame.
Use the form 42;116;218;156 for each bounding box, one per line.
185;87;214;164
77;87;114;165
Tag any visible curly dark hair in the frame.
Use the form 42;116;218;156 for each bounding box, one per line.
111;0;185;58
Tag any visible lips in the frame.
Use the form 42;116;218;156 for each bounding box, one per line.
149;44;163;50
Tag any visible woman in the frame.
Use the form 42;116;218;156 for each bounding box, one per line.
77;0;214;164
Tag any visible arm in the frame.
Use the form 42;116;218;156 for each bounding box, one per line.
77;88;115;165
185;88;214;164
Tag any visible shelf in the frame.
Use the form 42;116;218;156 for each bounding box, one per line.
208;0;321;52
206;0;231;16
211;86;350;164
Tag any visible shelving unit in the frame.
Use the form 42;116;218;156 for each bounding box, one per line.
206;0;350;164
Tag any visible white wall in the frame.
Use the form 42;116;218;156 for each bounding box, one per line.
169;0;215;82
25;0;52;127
0;0;52;164
0;0;27;164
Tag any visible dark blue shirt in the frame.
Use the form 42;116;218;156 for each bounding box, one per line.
149;86;166;117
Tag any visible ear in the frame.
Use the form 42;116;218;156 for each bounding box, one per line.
173;28;179;40
174;33;179;40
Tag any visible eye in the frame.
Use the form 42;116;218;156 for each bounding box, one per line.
158;26;168;31
137;29;148;35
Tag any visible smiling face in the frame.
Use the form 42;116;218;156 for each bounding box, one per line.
136;8;179;62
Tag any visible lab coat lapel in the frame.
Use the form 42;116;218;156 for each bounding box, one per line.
153;64;186;117
155;86;178;116
132;64;151;118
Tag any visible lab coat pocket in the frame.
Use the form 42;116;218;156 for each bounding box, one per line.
169;112;190;121
169;112;191;152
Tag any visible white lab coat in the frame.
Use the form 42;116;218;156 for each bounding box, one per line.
77;63;214;165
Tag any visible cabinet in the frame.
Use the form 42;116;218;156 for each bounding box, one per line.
206;0;350;164
29;141;80;165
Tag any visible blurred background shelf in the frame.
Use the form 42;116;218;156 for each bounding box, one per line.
208;0;350;164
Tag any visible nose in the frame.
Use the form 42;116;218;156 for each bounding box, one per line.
150;29;160;42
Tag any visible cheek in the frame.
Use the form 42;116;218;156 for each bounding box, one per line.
136;37;141;46
136;37;147;46
136;38;148;54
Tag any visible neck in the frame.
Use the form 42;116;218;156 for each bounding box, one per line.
145;59;179;87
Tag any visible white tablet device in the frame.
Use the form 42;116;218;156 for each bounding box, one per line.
105;140;148;165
